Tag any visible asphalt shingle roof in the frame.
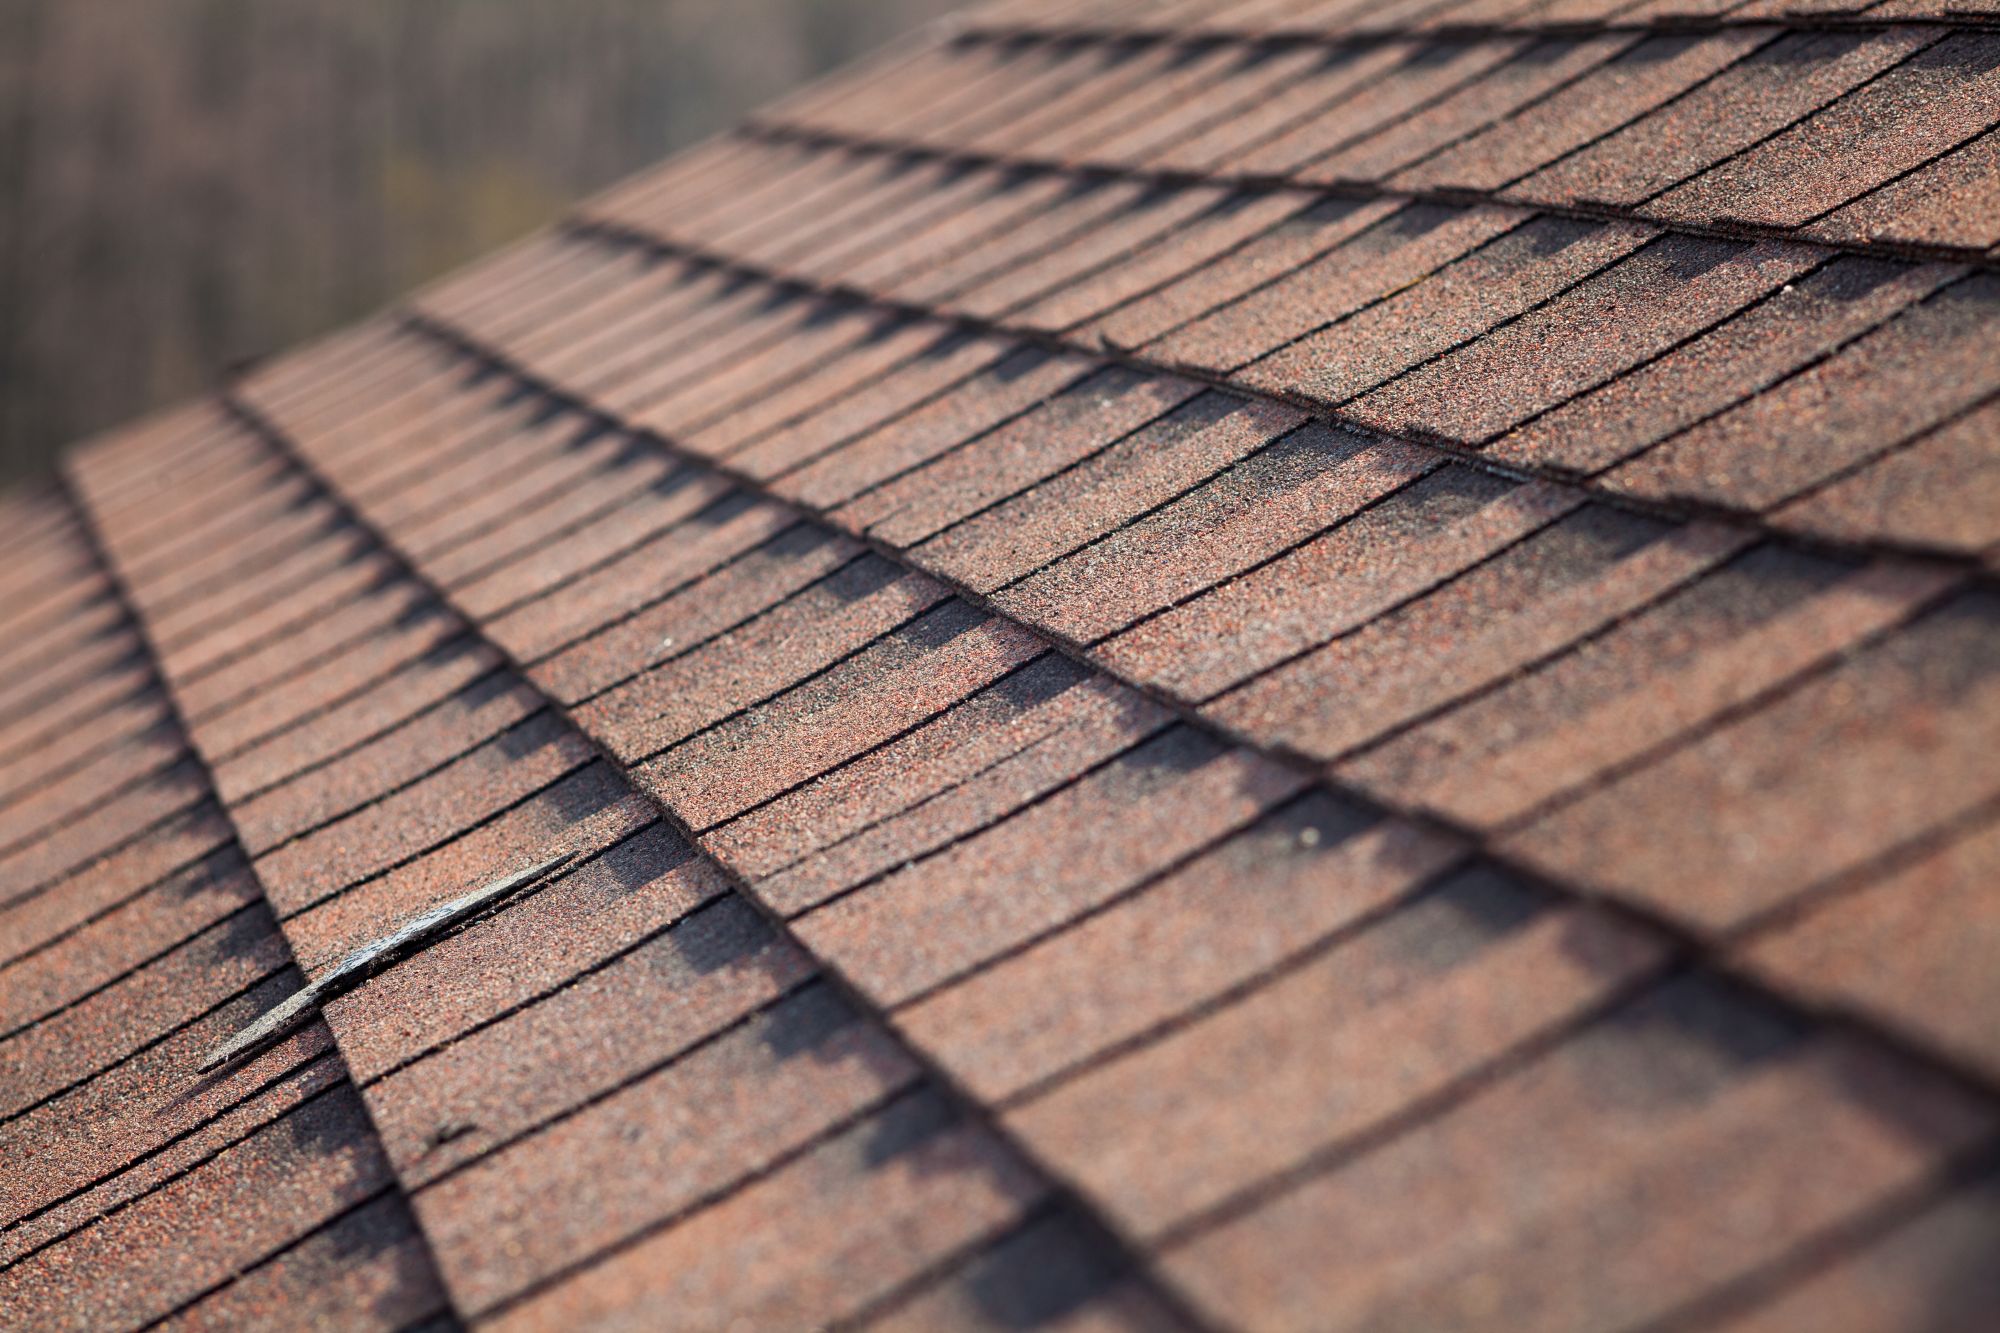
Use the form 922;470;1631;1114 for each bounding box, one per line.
6;0;2000;1327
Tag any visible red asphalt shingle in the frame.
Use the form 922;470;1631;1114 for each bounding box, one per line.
18;3;2000;1326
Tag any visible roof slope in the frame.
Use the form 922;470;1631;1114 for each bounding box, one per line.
8;0;2000;1328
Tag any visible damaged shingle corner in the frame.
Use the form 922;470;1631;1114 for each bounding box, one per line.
196;850;578;1074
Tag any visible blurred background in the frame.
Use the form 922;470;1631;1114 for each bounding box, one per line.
0;0;955;483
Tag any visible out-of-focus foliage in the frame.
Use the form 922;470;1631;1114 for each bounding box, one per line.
0;0;954;481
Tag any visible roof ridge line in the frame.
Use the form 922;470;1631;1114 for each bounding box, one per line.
400;310;2000;1129
215;386;1225;1333
554;214;1999;579
726;119;2000;272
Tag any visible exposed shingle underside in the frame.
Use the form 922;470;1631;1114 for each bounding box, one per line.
6;0;2000;1328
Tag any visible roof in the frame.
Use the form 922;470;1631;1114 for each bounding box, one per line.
5;1;2000;1328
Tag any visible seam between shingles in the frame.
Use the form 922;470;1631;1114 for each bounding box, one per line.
555;540;873;695
1315;529;1760;766
677;646;1062;837
58;444;469;1331
1472;572;1965;837
0;961;298;1131
670;314;938;442
1097;201;1423;357
1627;1139;2000;1333
0;702;175;815
136;510;355;623
179;587;436;727
869;781;1335;1013
224;662;517;809
1792;114;2000;232
705;652;1120;883
153;528;372;659
0;1052;344;1266
545;223;2000;573
427;469;701;605
775;706;1185;925
127;1182;433;1333
338;826;734;1091
1215;209;1568;383
401;974;827;1197
117;476;326;586
391;321;2000;1126
0;598;128;690
1101;37;1487;181
991;443;1445;626
1179;491;1583;707
532;300;848;442
1481;25;1796;197
0;899;266;1046
987;841;1474;1113
0;784;214;915
762;352;1097;494
947;12;2000;49
1564;268;1983;482
0;752;198;861
330;369;547;501
1264;33;1604;185
1144;957;1680;1255
446;482;761;626
396;430;658;569
1624;30;1952;212
1788;116;1999;233
820;1200;1071;1333
0;837;236;975
0;712;182;816
681;322;985;463
1260;221;1753;407
236;705;557;863
0;638;149;736
1725;786;2000;945
1754;382;2000;512
268;755;604;929
1357;247;1848;446
826;369;1207;543
467;1083;919;1324
225;389;1227;1333
863;382;1254;555
1290;30;1655;194
207;629;489;768
728;119;2000;270
621;591;959;773
161;560;397;684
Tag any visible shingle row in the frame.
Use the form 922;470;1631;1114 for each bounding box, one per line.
561;118;2000;557
717;24;2000;254
0;482;447;1333
968;0;2000;40
228;240;2000;1325
61;394;1145;1331
417;217;2000;1062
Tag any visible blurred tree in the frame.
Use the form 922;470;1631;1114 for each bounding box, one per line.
0;0;954;481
